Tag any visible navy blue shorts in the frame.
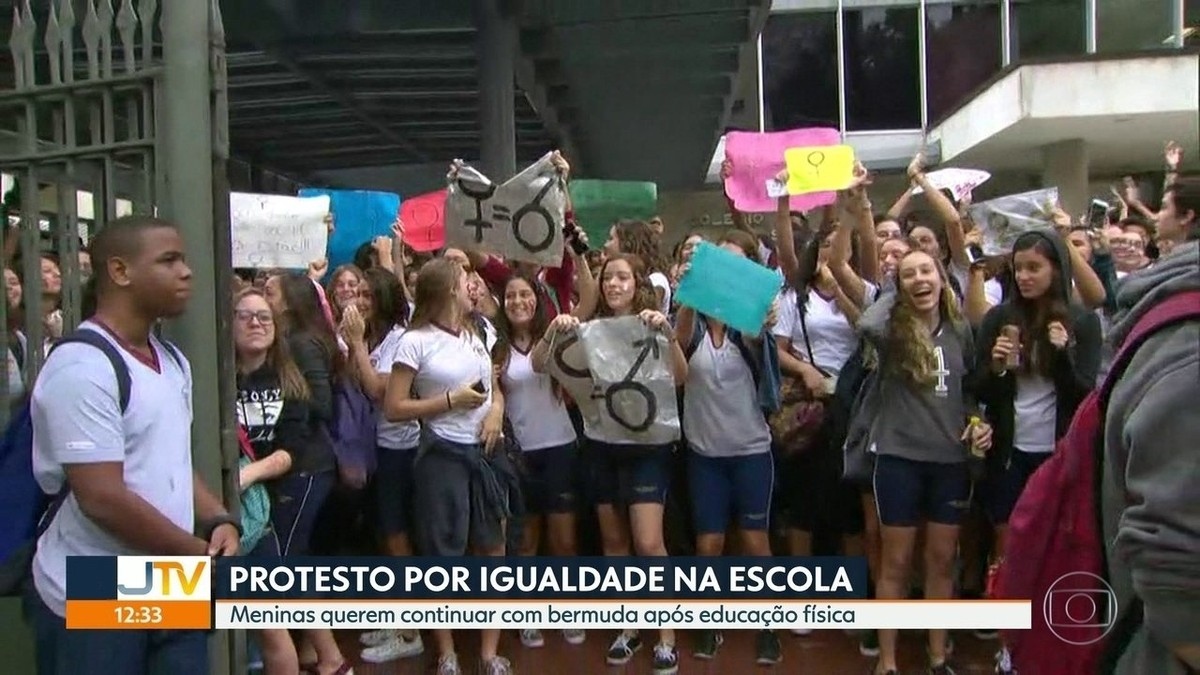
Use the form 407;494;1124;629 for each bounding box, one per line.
586;439;671;506
687;450;774;534
252;470;335;556
984;449;1052;525
375;445;418;535
521;442;579;514
872;454;970;527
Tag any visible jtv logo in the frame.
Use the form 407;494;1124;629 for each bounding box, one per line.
115;557;211;601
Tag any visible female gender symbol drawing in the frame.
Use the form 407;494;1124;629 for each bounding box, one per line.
806;151;826;176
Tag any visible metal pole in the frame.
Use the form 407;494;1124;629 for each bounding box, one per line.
159;2;231;672
475;0;517;181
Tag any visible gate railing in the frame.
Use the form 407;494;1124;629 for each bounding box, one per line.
2;0;162;428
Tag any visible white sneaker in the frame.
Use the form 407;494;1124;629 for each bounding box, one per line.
361;633;425;664
562;628;586;645
359;628;399;647
519;628;545;648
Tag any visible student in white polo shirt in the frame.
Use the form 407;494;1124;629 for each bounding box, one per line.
28;215;239;675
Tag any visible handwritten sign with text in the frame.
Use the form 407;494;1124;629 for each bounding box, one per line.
231;193;330;269
445;152;566;266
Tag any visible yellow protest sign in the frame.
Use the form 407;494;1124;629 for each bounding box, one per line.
784;145;856;195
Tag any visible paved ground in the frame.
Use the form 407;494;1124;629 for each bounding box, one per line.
335;627;997;674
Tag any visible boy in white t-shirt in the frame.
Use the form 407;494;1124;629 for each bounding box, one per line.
29;216;239;675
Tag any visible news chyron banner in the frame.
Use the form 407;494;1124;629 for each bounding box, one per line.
66;557;1033;633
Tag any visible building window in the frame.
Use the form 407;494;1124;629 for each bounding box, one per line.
926;1;1003;125
842;5;922;131
1098;0;1180;52
1189;0;1200;46
1010;0;1086;60
761;11;840;131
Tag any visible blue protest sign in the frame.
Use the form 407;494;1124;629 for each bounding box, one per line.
298;188;400;273
675;242;780;335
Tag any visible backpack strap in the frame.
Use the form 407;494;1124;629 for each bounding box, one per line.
51;329;133;413
1093;290;1200;672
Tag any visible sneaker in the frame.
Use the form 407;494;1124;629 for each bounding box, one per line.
859;630;880;657
652;642;679;675
995;647;1017;675
436;653;462;675
361;633;425;663
606;632;643;666
974;628;999;641
359;629;399;647
692;630;723;660
928;661;957;675
755;630;782;665
790;627;813;636
562;628;586;645
481;656;513;675
519;628;545;648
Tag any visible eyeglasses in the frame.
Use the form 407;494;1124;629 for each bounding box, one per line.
235;310;273;324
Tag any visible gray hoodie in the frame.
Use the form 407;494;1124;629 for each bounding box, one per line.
1101;240;1200;675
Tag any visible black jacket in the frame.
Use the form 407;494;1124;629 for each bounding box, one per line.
973;231;1102;469
237;364;336;475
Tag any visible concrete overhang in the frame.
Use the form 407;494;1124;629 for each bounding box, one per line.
930;52;1200;174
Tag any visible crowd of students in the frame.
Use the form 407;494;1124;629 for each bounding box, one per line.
12;142;1198;675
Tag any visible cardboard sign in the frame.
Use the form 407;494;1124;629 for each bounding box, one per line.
445;153;566;267
400;189;447;252
675;242;781;335
784;145;857;195
577;317;680;445
230;193;330;269
724;128;842;213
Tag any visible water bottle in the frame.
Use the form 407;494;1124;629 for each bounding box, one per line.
966;415;986;482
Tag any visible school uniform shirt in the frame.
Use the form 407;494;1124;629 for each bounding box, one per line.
393;324;493;444
30;323;194;617
683;330;771;457
950;261;1004;307
649;271;673;315
772;288;858;376
501;346;576;452
236;365;336;475
371;325;421;450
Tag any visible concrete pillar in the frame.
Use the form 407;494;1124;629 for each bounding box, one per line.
475;0;517;181
1041;139;1090;218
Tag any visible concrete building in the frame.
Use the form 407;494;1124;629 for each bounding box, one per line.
662;0;1199;241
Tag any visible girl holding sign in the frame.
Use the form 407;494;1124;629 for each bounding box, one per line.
857;250;992;675
534;253;686;675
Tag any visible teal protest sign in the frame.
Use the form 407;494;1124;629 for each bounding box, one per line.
675;242;780;335
569;180;658;246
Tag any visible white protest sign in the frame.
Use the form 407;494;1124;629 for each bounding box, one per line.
968;187;1059;255
445;152;566;267
231;193;330;269
911;168;991;202
546;330;602;429
577;316;680;445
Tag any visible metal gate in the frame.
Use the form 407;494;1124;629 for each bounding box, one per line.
2;1;236;671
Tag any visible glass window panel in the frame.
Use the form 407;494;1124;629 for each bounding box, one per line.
843;5;922;131
1010;0;1086;60
1185;0;1199;46
761;12;840;131
1098;0;1179;52
926;1;1003;124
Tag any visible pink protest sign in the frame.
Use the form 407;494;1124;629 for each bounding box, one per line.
401;189;447;252
724;128;842;213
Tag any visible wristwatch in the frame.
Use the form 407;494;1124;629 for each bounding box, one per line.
201;514;243;540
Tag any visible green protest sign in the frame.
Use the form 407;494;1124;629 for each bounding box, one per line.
569;180;658;246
